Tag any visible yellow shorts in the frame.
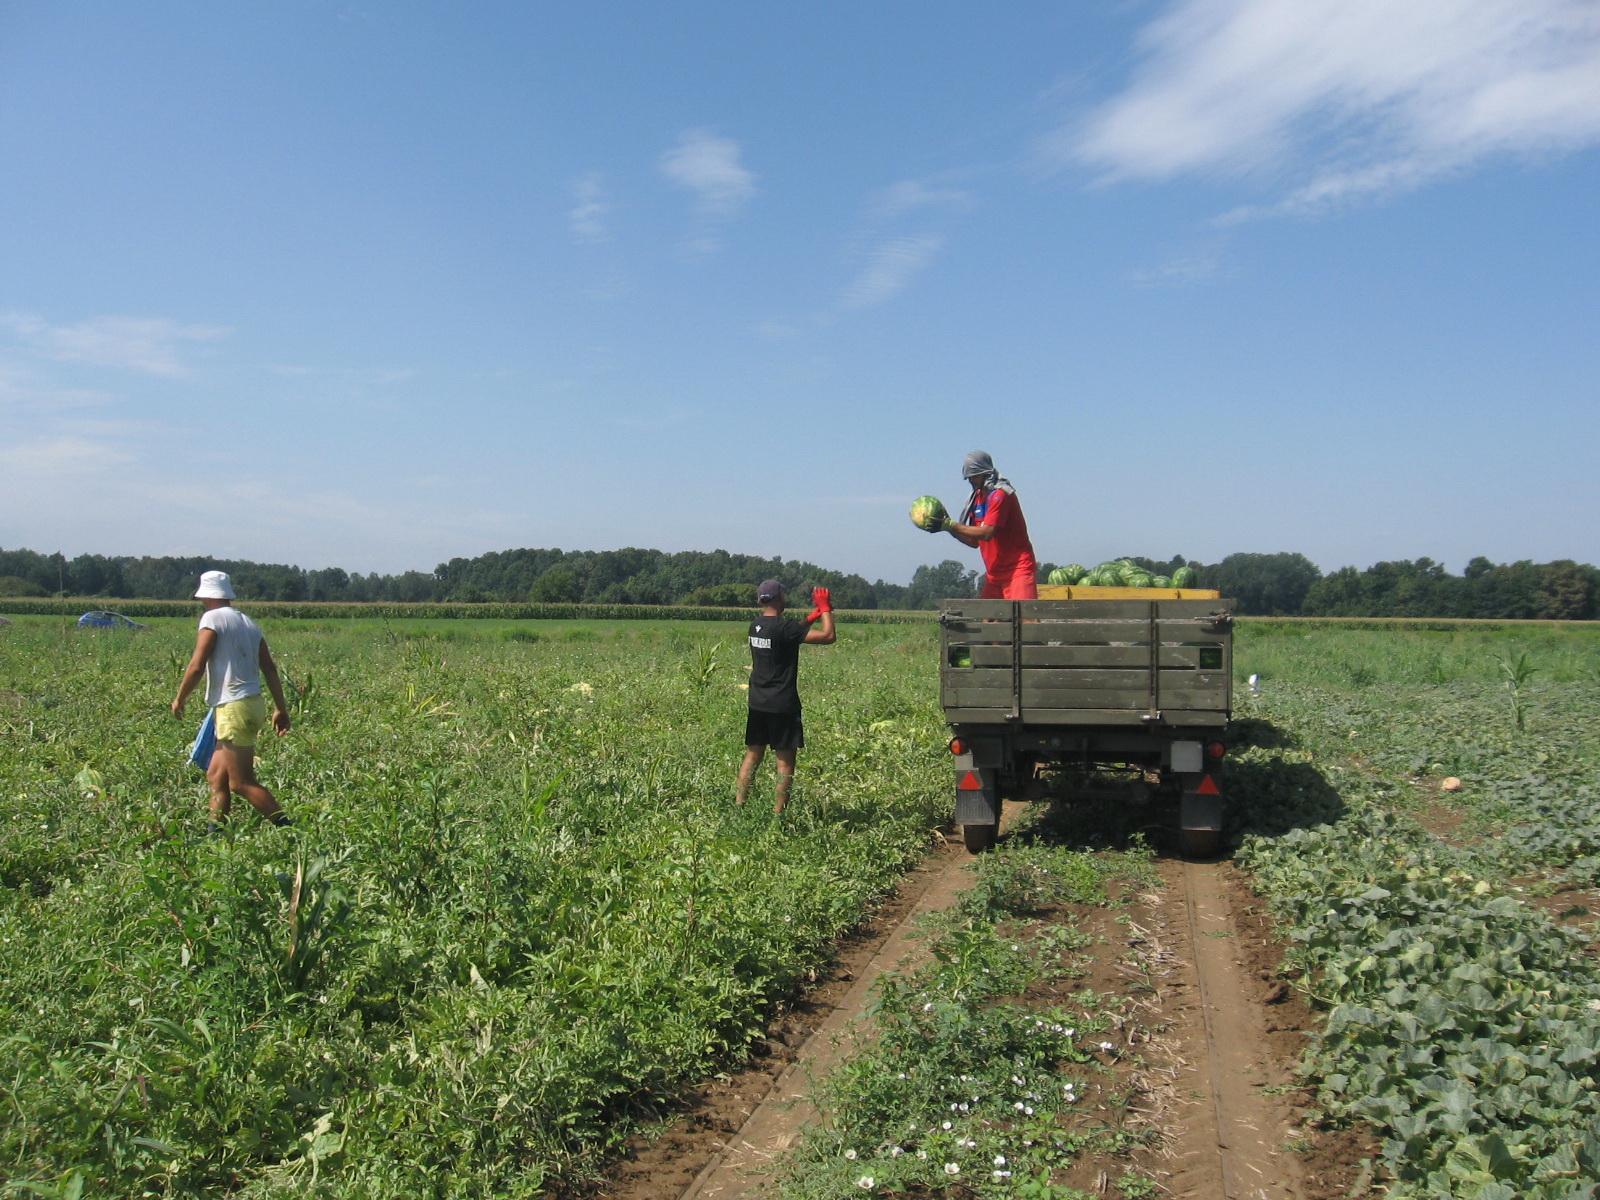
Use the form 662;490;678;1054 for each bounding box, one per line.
215;695;268;748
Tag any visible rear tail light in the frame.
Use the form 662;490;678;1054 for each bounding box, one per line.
1206;740;1227;760
948;737;967;756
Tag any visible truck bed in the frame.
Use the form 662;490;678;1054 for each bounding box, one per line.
939;597;1234;728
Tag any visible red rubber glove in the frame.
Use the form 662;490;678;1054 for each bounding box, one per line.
805;586;832;623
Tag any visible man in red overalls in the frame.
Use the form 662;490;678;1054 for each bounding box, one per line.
940;450;1039;599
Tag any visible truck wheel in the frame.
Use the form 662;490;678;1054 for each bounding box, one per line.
962;823;997;853
1179;827;1220;859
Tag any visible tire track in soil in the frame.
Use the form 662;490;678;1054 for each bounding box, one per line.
588;816;999;1200
1153;855;1305;1199
589;809;1369;1200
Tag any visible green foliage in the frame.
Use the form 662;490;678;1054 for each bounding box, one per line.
1229;622;1600;1199
776;835;1156;1199
0;618;947;1195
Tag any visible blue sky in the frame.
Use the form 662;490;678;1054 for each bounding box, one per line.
2;1;1597;584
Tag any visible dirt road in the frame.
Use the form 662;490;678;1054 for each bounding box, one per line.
595;810;1364;1199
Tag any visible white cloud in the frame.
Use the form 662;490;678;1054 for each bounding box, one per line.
569;172;611;242
660;129;756;216
840;235;945;309
1129;245;1229;286
0;434;134;476
870;179;973;219
0;312;230;376
1057;0;1600;214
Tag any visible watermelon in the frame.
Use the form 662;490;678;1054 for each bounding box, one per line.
909;495;949;532
1046;566;1073;585
1171;565;1197;588
1151;575;1172;589
1060;563;1087;584
1125;572;1152;589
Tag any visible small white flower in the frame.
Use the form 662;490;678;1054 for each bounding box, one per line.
890;1146;904;1158
942;1120;953;1130
1064;1027;1074;1036
1024;1105;1034;1116
923;1002;934;1012
994;1154;1007;1166
1100;1041;1115;1052
945;1162;961;1176
917;1149;928;1160
896;1072;907;1079
1014;1101;1025;1111
993;1170;1012;1180
1011;944;1020;951
844;1148;857;1160
856;1176;874;1190
958;1102;969;1112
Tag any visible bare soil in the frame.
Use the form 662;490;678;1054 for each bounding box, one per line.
575;812;1374;1199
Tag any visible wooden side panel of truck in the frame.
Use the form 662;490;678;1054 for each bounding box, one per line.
938;594;1235;855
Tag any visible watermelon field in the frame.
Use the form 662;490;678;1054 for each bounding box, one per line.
2;612;1599;1198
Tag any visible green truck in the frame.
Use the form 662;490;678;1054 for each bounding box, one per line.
938;591;1235;855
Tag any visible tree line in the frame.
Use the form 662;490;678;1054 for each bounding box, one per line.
0;545;1595;619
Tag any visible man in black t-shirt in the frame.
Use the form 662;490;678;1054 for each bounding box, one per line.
736;578;836;814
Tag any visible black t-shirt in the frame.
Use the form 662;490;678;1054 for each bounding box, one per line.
747;614;807;713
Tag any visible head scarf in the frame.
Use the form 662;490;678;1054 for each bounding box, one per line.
959;450;1015;524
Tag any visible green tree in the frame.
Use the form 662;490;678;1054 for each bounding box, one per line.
905;560;978;609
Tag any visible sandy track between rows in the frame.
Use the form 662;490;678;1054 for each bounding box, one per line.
590;806;1365;1199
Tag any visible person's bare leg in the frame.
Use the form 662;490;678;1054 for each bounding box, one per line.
205;755;232;825
736;745;765;805
212;743;286;824
773;749;797;814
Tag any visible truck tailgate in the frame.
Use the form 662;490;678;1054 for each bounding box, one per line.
940;598;1233;726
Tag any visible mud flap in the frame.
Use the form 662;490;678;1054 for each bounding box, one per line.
1180;771;1224;834
953;755;999;828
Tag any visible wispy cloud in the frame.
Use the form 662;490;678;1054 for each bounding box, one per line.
660;129;757;217
0;312;230;376
267;363;416;385
840;235;945;309
0;434;135;476
569;172;611;243
1054;0;1600;216
869;179;973;220
1129;244;1229;287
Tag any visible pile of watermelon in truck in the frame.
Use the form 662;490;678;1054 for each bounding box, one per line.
938;581;1234;856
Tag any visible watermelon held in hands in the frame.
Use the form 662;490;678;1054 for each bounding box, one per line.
909;495;949;532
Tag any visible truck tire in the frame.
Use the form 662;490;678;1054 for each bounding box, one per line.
962;823;997;853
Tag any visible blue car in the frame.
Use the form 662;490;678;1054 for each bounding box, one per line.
76;610;147;630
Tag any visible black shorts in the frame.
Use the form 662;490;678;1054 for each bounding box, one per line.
745;709;804;750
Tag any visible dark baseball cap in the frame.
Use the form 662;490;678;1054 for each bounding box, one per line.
756;579;785;603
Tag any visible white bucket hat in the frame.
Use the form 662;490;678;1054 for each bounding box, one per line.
195;570;236;600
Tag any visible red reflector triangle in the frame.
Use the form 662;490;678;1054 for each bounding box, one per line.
958;770;983;791
1196;774;1220;796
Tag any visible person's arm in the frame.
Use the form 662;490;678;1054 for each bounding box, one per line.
944;520;990;547
259;640;292;735
171;627;218;717
802;587;836;644
803;610;835;645
946;488;1007;547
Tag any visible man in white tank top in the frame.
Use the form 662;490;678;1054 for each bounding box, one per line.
171;570;293;831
